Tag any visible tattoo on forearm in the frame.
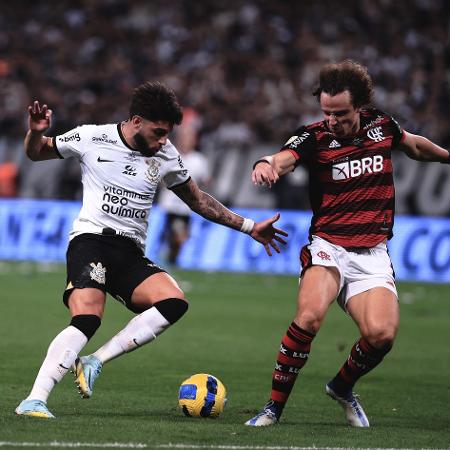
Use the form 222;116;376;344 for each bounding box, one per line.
175;181;242;230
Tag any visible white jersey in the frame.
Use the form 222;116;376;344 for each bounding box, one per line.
158;151;209;216
54;123;190;250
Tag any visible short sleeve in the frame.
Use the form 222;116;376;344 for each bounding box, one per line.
279;126;317;166
54;125;92;159
162;147;191;189
388;115;405;148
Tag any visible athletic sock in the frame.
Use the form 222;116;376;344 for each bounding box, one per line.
270;322;315;413
92;306;171;364
330;337;392;395
26;326;88;403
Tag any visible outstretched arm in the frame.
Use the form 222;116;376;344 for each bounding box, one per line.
398;131;450;163
24;101;58;161
172;179;288;256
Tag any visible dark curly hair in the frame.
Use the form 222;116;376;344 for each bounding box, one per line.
129;81;183;125
313;60;374;108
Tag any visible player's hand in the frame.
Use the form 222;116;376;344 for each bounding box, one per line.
252;162;279;188
251;213;288;256
28;101;52;133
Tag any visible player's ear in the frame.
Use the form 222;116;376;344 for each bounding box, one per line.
131;115;142;128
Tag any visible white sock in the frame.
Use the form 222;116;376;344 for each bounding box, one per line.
93;307;170;364
26;326;88;403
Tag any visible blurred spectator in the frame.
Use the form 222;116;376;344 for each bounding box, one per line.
157;108;210;264
1;0;449;213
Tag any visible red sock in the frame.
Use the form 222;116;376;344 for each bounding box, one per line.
270;322;315;406
331;337;392;394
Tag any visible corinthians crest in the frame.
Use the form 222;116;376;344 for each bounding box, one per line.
90;262;106;284
145;158;161;184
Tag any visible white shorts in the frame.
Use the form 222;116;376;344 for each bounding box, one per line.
302;235;398;312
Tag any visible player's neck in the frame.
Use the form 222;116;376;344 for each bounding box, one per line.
120;121;137;150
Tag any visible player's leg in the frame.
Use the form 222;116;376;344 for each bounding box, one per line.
91;271;187;363
246;264;340;426
326;286;398;427
74;258;188;398
16;288;104;418
325;243;398;427
16;235;106;418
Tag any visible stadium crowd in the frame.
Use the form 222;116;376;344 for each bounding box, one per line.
0;0;448;207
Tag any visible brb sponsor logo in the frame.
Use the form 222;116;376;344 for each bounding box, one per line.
332;155;384;180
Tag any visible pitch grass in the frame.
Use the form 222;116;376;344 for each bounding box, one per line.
0;262;449;449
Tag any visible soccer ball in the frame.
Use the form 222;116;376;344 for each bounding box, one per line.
178;373;227;418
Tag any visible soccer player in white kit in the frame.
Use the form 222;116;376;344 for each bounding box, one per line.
15;81;288;419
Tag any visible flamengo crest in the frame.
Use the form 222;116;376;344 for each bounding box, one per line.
367;126;385;142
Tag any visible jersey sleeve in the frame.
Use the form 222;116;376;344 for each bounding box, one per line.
162;144;191;189
53;125;92;159
388;115;405;148
279;126;317;166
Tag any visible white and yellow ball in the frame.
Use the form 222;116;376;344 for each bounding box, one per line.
178;373;227;418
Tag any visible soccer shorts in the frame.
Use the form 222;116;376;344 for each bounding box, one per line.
300;235;397;311
64;233;166;313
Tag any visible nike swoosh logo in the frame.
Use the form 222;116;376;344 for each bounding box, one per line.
97;157;114;163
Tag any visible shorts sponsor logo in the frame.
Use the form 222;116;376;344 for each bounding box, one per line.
89;262;106;284
58;132;81;143
367;126;385;142
332;155;384;180
317;251;331;261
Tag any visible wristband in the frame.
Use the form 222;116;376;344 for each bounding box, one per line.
252;159;272;170
240;218;255;234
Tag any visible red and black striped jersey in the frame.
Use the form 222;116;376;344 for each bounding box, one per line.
280;108;405;248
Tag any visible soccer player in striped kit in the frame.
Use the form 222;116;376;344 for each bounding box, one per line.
246;60;450;427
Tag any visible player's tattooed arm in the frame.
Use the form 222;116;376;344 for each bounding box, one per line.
172;179;243;230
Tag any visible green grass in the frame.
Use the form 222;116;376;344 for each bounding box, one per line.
1;262;449;449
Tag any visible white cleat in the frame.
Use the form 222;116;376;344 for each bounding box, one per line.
245;400;280;427
15;399;55;419
72;355;102;398
326;383;370;427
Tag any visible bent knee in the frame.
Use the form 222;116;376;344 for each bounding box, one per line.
154;297;189;324
363;324;397;349
296;311;324;334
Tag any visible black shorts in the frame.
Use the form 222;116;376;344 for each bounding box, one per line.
64;233;166;313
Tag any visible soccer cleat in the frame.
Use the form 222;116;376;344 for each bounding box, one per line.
15;399;55;419
72;355;102;398
325;383;370;427
245;400;281;427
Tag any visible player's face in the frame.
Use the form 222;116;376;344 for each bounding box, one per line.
320;91;360;138
132;117;172;156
